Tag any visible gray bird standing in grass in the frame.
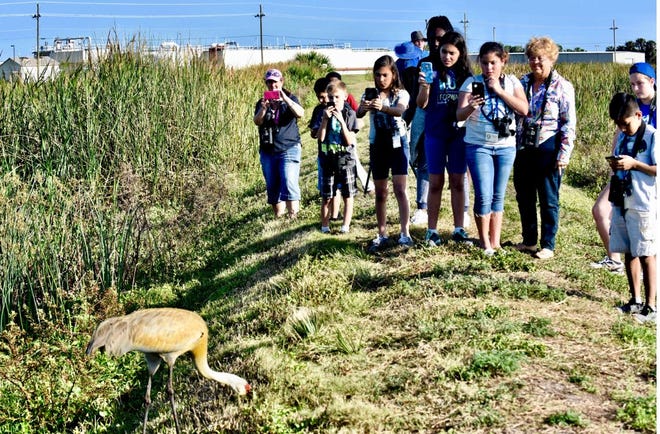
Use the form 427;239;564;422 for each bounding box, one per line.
86;307;252;433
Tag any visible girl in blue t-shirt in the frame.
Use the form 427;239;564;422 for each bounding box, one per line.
416;31;472;247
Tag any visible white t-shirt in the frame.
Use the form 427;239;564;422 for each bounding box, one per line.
365;88;410;143
460;74;523;147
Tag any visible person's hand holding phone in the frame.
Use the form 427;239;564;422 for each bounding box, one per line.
470;81;485;106
606;154;635;171
324;101;337;119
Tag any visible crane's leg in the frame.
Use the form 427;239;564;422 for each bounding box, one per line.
167;364;181;434
142;374;153;434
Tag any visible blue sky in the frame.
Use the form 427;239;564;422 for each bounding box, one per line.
0;0;657;59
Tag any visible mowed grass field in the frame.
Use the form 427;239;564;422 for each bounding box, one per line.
0;55;655;433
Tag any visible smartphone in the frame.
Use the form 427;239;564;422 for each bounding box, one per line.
471;81;485;100
264;90;280;100
605;155;622;161
364;87;379;101
420;62;433;84
326;101;335;108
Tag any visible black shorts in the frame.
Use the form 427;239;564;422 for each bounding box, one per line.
369;128;410;180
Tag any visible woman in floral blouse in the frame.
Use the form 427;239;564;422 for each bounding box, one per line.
513;36;576;259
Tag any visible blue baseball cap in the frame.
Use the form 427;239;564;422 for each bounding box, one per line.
629;62;655;80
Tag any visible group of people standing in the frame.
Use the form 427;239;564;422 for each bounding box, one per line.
358;15;577;259
252;16;656;322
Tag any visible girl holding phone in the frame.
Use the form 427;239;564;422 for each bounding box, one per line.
357;55;411;252
416;31;472;247
456;42;528;255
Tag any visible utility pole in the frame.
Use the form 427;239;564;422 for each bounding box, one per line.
460;12;468;43
610;19;618;63
33;3;41;75
255;4;265;64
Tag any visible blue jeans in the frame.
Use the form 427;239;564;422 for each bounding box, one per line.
465;144;515;215
260;144;301;204
415;141;429;209
513;147;562;250
410;108;428;209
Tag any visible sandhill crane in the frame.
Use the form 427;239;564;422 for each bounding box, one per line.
86;307;252;434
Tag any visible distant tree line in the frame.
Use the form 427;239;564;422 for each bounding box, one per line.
504;38;655;64
607;38;656;64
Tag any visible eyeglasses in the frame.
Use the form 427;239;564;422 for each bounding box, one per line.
528;56;547;63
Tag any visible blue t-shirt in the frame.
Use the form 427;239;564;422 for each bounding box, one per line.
613;123;656;212
424;68;463;137
319;105;358;154
639;100;656;128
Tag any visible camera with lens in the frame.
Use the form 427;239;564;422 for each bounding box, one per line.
519;120;541;149
608;175;631;208
492;116;513;138
259;108;278;151
260;126;274;147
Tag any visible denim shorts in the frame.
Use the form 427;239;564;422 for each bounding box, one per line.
369;130;409;181
610;207;657;257
260;144;301;204
465;143;515;215
425;129;467;175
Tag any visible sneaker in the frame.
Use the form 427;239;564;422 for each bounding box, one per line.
534;248;554;259
483;248;496;256
367;234;388;253
590;256;624;273
425;230;442;247
463;211;471;229
398;233;414;247
321;226;331;234
451;227;470;243
410;209;428;225
514;243;537;253
633;305;656;324
339;225;350;234
616;300;643;314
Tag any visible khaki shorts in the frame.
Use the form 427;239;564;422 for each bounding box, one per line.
610;207;657;257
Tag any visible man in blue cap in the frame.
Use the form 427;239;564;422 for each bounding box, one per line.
628;62;656;127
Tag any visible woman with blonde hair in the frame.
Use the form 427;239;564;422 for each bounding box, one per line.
513;36;576;259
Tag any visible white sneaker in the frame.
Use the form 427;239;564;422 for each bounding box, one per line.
590;256;624;273
411;209;428;225
463;211;471;229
